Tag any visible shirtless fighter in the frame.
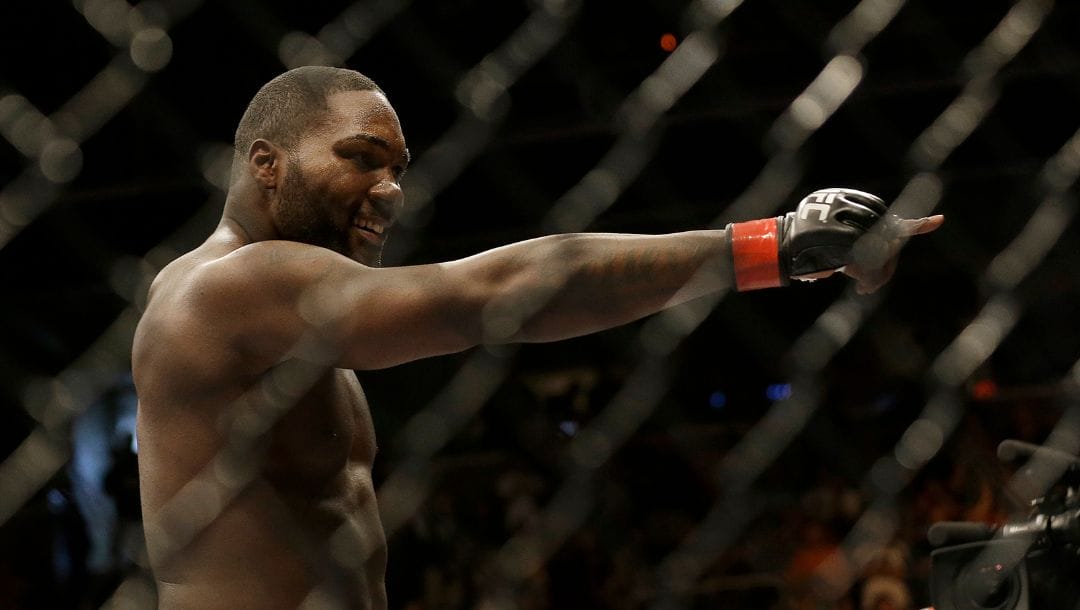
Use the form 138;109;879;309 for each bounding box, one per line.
132;66;943;609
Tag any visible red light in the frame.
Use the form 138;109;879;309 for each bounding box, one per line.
660;33;678;52
972;379;999;401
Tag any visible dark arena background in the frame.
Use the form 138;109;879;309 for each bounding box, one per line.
2;0;1080;609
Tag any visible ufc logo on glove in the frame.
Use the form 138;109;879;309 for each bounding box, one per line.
726;187;890;291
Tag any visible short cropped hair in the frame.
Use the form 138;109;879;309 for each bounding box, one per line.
231;66;382;181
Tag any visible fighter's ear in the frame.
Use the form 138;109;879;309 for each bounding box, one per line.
248;139;282;188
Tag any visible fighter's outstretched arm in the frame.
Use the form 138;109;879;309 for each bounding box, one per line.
198;188;941;371
197;231;731;371
334;231;736;367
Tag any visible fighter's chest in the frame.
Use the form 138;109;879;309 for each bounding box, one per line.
269;368;377;470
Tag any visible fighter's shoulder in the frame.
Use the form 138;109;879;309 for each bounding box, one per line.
189;240;355;296
137;241;355;365
213;239;348;274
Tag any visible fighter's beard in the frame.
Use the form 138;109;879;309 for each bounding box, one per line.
275;164;353;259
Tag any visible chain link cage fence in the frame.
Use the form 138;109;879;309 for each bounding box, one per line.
1;0;1079;608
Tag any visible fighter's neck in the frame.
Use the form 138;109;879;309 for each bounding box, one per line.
219;187;278;245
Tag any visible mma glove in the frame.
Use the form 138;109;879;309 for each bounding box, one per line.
726;188;896;291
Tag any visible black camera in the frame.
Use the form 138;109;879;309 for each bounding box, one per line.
927;440;1080;610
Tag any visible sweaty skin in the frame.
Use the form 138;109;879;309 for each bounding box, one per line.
132;88;942;609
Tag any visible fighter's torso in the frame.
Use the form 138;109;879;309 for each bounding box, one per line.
133;241;387;610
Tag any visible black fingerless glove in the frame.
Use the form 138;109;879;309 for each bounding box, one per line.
725;188;890;291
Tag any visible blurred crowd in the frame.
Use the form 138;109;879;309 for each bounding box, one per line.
0;365;1059;610
385;412;1023;610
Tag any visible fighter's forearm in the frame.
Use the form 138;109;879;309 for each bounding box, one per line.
454;230;733;344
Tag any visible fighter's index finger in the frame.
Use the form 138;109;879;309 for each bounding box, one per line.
896;214;945;236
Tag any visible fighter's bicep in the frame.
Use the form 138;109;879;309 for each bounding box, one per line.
299;262;482;370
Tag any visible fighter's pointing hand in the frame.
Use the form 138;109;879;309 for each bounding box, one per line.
727;188;945;294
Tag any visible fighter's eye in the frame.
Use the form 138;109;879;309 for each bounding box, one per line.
352;153;376;170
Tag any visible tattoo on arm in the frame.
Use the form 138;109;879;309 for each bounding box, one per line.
587;239;708;295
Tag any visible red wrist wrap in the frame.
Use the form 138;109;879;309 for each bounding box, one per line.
730;218;782;291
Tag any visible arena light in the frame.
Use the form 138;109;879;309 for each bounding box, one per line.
660;32;678;52
766;383;793;401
